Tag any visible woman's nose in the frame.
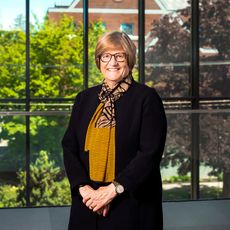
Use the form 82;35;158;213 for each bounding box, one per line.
109;55;118;65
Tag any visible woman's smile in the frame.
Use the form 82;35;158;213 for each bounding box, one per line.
107;68;120;71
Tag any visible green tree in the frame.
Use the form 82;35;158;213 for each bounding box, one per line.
88;21;106;87
0;15;104;172
17;150;71;206
30;15;84;98
0;185;18;207
30;16;104;98
0;30;25;98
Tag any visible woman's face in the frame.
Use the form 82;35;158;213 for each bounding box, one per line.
100;48;129;88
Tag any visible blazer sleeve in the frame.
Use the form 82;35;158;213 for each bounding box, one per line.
62;92;90;193
116;89;167;194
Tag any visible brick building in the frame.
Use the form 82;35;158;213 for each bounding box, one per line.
47;0;188;37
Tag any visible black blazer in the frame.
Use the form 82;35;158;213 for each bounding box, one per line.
62;80;167;230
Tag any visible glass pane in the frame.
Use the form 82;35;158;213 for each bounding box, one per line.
30;66;83;98
0;0;26;100
29;114;71;206
0;1;25;31
200;64;230;97
199;0;230;97
120;23;134;35
145;0;191;98
0;115;26;207
30;0;84;98
162;113;192;201
88;0;139;87
0;102;25;112
200;111;230;199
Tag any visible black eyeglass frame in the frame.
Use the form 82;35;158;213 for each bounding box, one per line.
99;52;127;63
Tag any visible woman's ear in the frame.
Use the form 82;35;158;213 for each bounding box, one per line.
96;57;100;70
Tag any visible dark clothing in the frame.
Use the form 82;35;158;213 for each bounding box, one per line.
62;80;167;230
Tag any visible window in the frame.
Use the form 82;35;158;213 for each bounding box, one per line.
0;0;229;209
120;23;134;35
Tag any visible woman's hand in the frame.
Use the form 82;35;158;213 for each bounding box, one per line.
79;184;116;216
79;185;98;210
83;183;117;212
96;204;110;217
79;185;95;199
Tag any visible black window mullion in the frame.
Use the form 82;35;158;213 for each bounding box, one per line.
83;0;89;89
138;0;145;84
25;0;31;206
191;0;200;200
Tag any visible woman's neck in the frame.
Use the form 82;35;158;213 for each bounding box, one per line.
105;80;118;89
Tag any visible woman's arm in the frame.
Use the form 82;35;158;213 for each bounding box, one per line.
62;93;91;193
115;89;167;194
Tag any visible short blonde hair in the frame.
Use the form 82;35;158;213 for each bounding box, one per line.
95;31;136;71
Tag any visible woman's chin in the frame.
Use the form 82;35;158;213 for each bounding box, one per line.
105;74;123;82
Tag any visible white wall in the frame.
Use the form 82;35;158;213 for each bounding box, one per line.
0;200;229;230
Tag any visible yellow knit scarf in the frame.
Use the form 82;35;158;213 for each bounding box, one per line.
84;75;132;182
85;103;115;182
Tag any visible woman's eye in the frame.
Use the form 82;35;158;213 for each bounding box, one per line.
103;54;110;58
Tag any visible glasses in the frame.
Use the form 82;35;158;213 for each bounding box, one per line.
100;52;126;63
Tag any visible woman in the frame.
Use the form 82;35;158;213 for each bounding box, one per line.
62;31;167;230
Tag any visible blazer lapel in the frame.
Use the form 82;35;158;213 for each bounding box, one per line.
79;86;101;147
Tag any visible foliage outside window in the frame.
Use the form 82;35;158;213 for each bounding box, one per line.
145;0;230;199
0;15;104;207
0;0;229;208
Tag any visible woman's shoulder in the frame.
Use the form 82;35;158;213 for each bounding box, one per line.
75;84;102;99
132;80;161;100
132;81;165;116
